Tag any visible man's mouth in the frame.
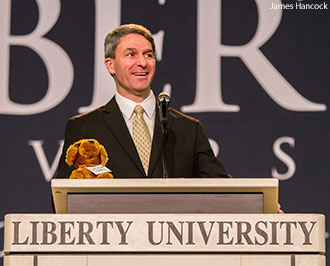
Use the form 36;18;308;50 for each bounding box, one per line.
133;72;148;76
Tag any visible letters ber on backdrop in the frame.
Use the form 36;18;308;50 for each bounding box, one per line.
0;0;326;115
1;0;324;181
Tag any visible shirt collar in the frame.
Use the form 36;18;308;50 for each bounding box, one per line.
115;91;156;120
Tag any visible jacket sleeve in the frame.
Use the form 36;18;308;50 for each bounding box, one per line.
193;121;230;178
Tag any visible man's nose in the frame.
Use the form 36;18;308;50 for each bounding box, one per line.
136;54;147;67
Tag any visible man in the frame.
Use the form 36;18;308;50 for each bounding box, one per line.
56;24;229;178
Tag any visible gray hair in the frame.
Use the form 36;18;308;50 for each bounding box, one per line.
104;24;156;59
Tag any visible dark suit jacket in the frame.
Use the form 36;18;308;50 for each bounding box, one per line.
56;97;229;178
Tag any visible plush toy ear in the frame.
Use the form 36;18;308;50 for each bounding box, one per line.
99;145;109;166
65;142;80;166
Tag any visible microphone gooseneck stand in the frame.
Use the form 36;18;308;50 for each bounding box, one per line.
157;92;170;178
161;118;168;178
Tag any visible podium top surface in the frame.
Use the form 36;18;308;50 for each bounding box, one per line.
52;178;278;189
52;178;278;214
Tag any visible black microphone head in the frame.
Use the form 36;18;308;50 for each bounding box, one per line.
157;92;170;126
157;92;171;103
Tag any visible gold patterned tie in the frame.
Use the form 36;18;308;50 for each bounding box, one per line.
132;105;152;175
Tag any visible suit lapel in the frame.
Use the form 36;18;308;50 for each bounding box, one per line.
102;97;146;176
148;107;162;176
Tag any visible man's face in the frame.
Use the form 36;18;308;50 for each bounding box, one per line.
105;33;156;101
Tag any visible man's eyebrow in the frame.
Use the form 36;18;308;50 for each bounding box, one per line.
123;48;154;53
144;49;154;54
123;47;137;52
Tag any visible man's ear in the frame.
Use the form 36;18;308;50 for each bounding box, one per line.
104;58;115;75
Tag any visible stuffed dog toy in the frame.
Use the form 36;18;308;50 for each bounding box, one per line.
65;138;113;179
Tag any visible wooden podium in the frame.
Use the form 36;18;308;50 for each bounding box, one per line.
4;178;326;266
52;178;279;214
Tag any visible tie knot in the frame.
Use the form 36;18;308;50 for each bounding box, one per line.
134;105;144;115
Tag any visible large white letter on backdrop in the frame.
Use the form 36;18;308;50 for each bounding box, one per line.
79;0;166;113
182;0;326;113
28;140;64;182
78;0;121;113
272;137;296;180
0;0;74;115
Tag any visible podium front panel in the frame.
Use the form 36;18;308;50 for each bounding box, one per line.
67;193;263;213
4;213;325;253
4;213;326;266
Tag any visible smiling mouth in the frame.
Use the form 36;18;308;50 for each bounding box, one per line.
133;72;148;76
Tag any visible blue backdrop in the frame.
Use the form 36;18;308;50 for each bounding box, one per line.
1;0;329;264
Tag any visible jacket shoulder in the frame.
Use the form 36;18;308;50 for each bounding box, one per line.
69;105;106;122
168;107;199;124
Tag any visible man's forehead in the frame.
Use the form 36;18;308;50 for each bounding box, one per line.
117;33;153;50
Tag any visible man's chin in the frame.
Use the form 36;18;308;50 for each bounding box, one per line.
135;88;151;97
133;86;151;93
116;83;151;100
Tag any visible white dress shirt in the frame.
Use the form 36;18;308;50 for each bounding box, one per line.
115;91;156;139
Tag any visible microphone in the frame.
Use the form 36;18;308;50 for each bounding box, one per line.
157;92;171;129
157;92;171;178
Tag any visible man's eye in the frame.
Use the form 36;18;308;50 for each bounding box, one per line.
146;53;154;58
